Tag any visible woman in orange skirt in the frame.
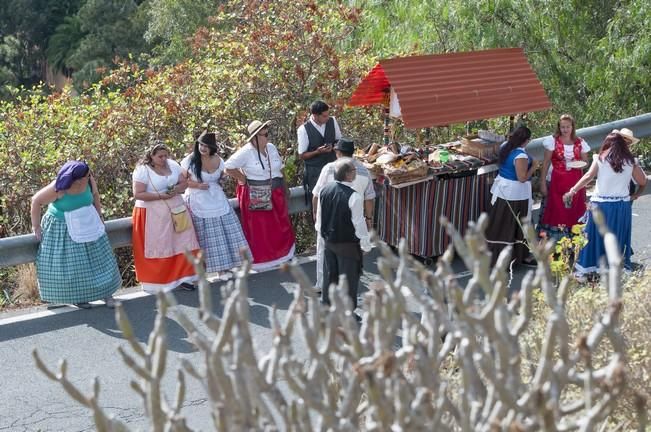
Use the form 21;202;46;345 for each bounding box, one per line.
132;141;200;293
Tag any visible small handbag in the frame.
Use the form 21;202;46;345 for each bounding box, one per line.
170;205;191;233
248;182;273;211
146;166;192;233
248;148;273;211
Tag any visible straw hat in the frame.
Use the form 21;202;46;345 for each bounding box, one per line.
612;127;640;145
245;120;271;142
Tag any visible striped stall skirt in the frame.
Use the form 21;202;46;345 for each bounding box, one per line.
376;170;496;257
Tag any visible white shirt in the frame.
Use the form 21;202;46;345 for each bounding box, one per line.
490;152;533;221
180;154;232;218
312;159;376;200
223;142;284;180
297;116;342;154
132;160;183;207
592;154;634;202
542;135;591;181
315;181;372;252
490;152;532;202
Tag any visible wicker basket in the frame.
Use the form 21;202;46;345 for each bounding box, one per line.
460;138;499;160
363;162;384;179
384;164;429;185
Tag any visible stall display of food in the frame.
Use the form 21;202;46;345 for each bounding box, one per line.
356;138;498;187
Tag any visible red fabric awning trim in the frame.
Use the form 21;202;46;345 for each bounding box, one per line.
348;63;390;107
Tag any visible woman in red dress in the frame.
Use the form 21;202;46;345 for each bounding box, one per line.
540;114;590;229
224;120;296;270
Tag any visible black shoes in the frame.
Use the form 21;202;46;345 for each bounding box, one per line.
178;282;197;291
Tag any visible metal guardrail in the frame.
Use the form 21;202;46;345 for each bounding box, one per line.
2;112;651;268
0;187;310;268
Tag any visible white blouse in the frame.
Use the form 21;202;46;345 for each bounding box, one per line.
132;160;184;208
491;152;532;202
180;154;231;218
592;154;634;202
224;143;284;180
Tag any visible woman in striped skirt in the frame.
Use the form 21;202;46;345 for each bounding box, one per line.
181;131;250;275
31;160;120;308
485;127;538;267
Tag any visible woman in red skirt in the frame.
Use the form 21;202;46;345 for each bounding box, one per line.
224;120;296;270
540;114;591;230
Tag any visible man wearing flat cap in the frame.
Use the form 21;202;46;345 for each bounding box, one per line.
297;100;342;211
312;138;375;292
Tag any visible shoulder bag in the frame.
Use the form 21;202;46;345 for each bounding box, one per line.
146;166;191;233
248;148;273;211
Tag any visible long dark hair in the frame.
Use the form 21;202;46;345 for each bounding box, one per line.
189;141;218;182
599;133;635;173
498;126;532;165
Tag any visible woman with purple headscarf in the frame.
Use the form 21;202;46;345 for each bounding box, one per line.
30;160;121;308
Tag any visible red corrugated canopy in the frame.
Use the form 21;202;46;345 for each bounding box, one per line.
348;48;551;129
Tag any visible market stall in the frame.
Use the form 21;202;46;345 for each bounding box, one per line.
349;48;551;258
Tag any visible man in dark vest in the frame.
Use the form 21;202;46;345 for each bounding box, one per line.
297;100;342;210
316;158;372;316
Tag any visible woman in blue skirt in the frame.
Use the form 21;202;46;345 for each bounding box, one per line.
563;129;647;281
181;131;250;275
30;161;121;308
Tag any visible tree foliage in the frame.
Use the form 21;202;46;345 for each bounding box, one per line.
351;0;651;132
0;0;375;238
0;0;83;94
144;0;222;65
1;0;650;238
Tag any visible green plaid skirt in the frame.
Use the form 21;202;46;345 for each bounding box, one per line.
36;213;121;304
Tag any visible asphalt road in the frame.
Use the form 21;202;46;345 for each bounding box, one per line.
1;195;650;431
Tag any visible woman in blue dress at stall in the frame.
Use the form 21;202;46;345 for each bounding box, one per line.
485;126;538;266
563;128;647;281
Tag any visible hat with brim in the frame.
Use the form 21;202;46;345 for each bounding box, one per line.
246;120;271;143
612;128;640;145
196;131;218;149
334;138;355;154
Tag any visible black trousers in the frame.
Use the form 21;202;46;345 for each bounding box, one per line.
321;245;362;310
303;165;324;208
